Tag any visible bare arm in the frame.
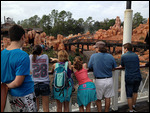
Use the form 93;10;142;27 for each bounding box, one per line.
6;76;25;89
50;63;56;74
83;63;88;69
50;57;58;62
68;61;72;70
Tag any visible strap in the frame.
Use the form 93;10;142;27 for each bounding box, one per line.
55;62;68;70
65;61;68;71
55;63;59;69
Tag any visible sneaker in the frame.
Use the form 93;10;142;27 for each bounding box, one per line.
127;109;137;112
132;105;136;110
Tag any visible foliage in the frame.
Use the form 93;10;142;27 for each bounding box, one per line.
17;10;147;37
132;12;147;29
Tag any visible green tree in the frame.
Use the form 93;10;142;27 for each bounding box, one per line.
20;19;29;28
132;12;147;29
40;15;52;35
84;16;94;33
28;15;41;28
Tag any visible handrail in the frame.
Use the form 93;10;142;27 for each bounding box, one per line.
48;65;149;75
44;64;149;112
113;65;149;70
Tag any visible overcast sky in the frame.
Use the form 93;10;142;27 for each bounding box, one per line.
1;1;149;24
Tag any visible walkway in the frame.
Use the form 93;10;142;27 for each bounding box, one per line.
88;101;149;112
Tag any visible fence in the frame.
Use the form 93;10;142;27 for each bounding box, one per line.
38;65;149;112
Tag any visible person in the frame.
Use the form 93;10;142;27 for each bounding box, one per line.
88;41;117;112
51;50;73;112
72;56;97;112
145;32;149;66
1;24;37;112
29;45;50;112
120;43;142;112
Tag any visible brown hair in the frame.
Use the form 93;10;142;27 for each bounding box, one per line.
58;50;69;62
8;24;25;41
99;46;107;53
73;56;83;71
123;43;133;51
32;45;42;63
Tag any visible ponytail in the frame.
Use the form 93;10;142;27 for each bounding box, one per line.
73;56;83;71
32;45;42;63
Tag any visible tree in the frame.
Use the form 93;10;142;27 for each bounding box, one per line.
40;15;52;35
84;16;94;33
132;12;147;29
28;15;41;28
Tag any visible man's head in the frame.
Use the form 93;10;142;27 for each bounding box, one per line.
8;24;25;42
93;41;107;53
123;43;133;53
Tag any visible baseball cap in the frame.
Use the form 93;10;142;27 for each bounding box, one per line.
93;41;106;48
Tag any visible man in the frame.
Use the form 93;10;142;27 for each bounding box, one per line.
121;43;142;112
1;24;37;112
88;41;117;112
145;32;149;66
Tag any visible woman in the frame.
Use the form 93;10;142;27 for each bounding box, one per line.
51;50;73;112
29;45;50;112
72;56;97;112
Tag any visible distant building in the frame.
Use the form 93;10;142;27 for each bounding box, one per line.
1;16;14;39
1;16;43;40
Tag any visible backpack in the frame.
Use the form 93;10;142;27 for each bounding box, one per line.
54;62;69;96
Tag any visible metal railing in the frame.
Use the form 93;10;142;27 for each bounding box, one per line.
38;65;149;112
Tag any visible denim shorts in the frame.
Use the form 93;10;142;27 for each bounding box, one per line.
125;80;141;98
34;83;50;97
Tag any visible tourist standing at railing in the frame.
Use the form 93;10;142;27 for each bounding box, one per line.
120;43;142;112
50;50;73;112
145;31;149;66
72;56;97;112
88;41;117;112
29;45;50;112
1;24;37;112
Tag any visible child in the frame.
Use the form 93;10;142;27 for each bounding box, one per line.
1;24;37;112
29;45;50;112
51;50;73;112
72;56;97;112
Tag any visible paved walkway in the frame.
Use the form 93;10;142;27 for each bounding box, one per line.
87;101;149;112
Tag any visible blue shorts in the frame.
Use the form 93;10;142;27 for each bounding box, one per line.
125;80;141;98
77;82;97;107
34;83;50;97
53;78;73;103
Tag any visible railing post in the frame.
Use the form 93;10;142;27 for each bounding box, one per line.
69;97;72;112
112;70;119;111
120;70;126;102
147;71;149;102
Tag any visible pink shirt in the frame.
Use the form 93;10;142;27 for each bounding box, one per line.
74;68;92;85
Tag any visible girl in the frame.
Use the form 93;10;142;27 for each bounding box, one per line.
72;56;97;112
29;45;50;112
51;50;73;112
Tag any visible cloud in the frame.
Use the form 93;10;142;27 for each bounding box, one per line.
1;1;149;24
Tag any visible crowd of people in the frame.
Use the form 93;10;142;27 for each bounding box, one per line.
1;24;144;112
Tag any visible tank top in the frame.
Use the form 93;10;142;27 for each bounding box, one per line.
29;54;50;84
74;68;92;85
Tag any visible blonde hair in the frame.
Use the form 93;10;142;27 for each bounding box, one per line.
73;56;83;71
58;50;69;62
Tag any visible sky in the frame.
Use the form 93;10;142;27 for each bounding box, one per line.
1;1;149;24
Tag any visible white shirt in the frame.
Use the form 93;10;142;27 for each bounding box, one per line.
29;54;50;84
